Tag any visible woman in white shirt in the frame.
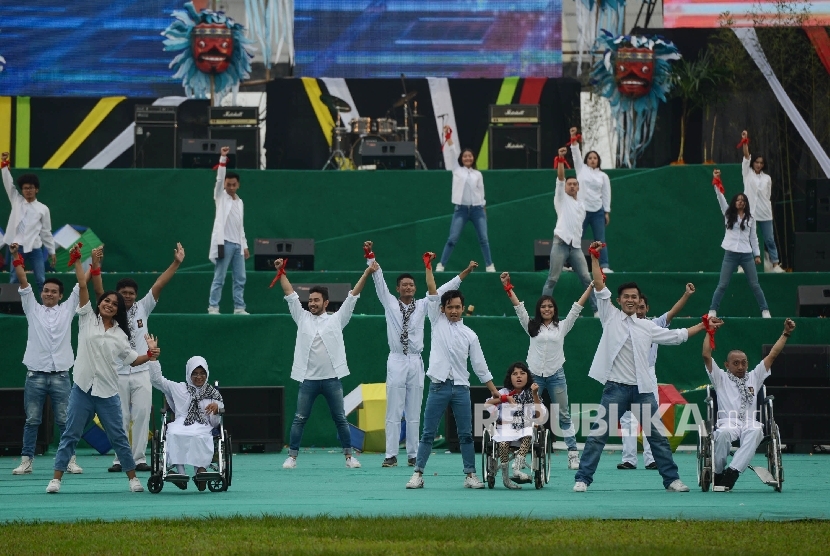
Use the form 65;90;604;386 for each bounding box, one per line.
500;272;594;470
570;127;612;272
436;149;495;273
740;130;784;273
708;169;770;318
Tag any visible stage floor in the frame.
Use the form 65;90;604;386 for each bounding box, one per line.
1;448;827;523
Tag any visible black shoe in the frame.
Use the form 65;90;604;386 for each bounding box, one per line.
382;456;398;468
713;472;723;487
408;457;416;467
108;464;122;473
645;462;658;470
135;463;152;472
175;481;188;490
617;462;636;470
722;467;740;490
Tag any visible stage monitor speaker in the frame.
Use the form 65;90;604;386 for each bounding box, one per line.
0;283;23;315
794;232;830;271
806;178;830;232
0;388;54;456
762;344;830;387
356;140;416;169
254;238;314;271
798;285;830;317
218;386;284;453
134;124;177;168
209;127;260;169
764;386;830;452
445;386;494;453
489;125;541;169
293;283;352;312
535;239;552;270
180;139;237;169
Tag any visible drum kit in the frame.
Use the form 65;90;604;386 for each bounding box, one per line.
321;91;426;170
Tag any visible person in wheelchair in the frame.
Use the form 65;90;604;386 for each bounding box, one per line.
147;351;224;491
702;317;795;491
484;362;547;489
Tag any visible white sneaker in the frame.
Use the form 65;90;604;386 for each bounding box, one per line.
406;472;424;489
666;479;690;492
568;451;580;470
233;308;249;315
763;252;773;272
737;266;745;274
573;481;588;492
602;268;614;273
128;477;144;492
46;479;61;493
67;455;83;474
282;456;297;469
770;264;786;274
12;456;32;475
761;310;772;318
593;311;599;318
464;474;485;489
435;263;445;272
207;306;220;314
707;310;717;318
345;456;361;468
485;264;496;273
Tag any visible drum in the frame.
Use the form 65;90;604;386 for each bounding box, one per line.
349;117;372;136
376;118;398;136
351;135;385;168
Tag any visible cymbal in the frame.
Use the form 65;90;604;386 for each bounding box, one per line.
392;91;417;108
320;93;352;112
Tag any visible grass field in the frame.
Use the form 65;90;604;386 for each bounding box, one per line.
3;516;830;555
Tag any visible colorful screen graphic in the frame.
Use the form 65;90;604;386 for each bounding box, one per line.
664;0;830;28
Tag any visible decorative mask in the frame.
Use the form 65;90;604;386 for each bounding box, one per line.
615;48;655;98
192;23;234;74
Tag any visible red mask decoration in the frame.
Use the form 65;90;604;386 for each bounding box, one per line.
191;23;234;74
615;47;655;98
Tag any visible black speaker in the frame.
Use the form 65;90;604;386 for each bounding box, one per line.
798;285;830;317
356;140;416;169
489;125;541;169
180;139;237;169
134;124;177;168
806;178;830;232
445;386;493;452
764;386;830;452
253;238;314;271
293;283;352;312
535;239;552;271
0;388;54;456
209;127;260;169
794;233;830;271
762;344;830;387
0;283;23;315
218;386;284;453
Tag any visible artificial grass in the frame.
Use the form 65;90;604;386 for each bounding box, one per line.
3;516;830;555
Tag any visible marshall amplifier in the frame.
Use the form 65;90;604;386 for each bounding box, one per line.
489;125;541;169
209;107;259;126
253;238;315;271
135;105;177;124
489;104;540;124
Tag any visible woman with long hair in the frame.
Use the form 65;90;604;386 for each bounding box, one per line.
570;127;613;272
500;271;594;470
709;168;770;318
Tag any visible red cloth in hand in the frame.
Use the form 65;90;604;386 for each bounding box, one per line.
553;156;571;169
503;278;514;297
269;260;288;288
702;315;717;350
363;245;375;259
568;134;582;146
67;242;84;267
736;137;749;149
712;176;725;194
12;253;25;268
588;243;607;282
422;252;433;270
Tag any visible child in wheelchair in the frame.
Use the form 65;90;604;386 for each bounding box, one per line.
148;351;224;491
484;362;547;489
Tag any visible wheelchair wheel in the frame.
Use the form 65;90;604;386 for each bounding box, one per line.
150;430;160;474
207;476;226;492
147;474;163;494
224;432;233;490
544;430;552;484
767;423;783;492
697;425;711;492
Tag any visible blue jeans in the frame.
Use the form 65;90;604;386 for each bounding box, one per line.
757;220;779;263
710;251;769;311
415;379;476;474
575;381;680;488
209;241;246;309
9;247;47;295
542;236;597;313
288;378;352;457
439;205;493;267
532;369;578;451
22;371;71;458
582;209;609;268
54;385;135;472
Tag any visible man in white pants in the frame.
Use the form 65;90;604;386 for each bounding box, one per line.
94;244;185;472
363;241;476;468
618;284;694;470
702;317;795;490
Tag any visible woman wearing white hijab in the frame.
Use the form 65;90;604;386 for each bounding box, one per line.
148;351;223;490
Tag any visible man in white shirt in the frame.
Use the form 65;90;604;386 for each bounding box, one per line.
542;147;597;315
574;243;707;493
208;146;249;315
702;317;795;490
363;241;476;468
406;252;500;490
9;243;83;476
2;152;56;296
273;257;375;469
92;244;185;473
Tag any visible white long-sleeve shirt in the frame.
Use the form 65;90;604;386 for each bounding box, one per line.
20;284;80;373
367;258;461;355
553;177;586;248
715;187;760;257
74;302;139;398
285;290;359;382
742;155;773;222
571;143;611;213
425;294;493;386
449;166;486;207
2;166;56;254
208;157;248;263
515;301;583;377
589;288;689;394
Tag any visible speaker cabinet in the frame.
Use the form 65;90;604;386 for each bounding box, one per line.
797;285;830;317
218;386;284;453
209;127;260;169
292;283;352;313
0;283;23;315
253;238;314;271
0;389;54;456
794;233;830;271
180;139;237;169
806;178;830;232
762;344;830;387
489;126;541;169
134;124;177;168
535;239;552;271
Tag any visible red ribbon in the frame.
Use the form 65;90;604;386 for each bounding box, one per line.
568;134;582;146
702;315;717;350
363;245;375;259
90;267;101;276
503;278;514;297
0;160;9;169
12;253;25;268
422;252;433;270
712;176;725;194
67;242;84;267
553;156;571;169
736;137;749;149
588;243;607;282
146;349;155;359
211;157;228;171
269;259;288;288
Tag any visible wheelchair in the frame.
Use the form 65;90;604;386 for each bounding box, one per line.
146;385;233;494
697;384;783;492
481;423;552;489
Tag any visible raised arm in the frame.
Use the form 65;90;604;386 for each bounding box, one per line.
576;282;594;307
569;127;584;173
150;242;185;301
88;246;104;298
363;241;397;310
350;262;377;296
273;258;294;296
590;241;605;291
666;283;695;324
457;260;478;282
75;246;90;309
556;147;567;182
213;146;229;200
763;319;796;371
9;243;29;289
130;332;161;367
713;169;728;214
701;317;723;372
1;151;19;204
742;130;750;161
424;252;437;295
500;271;520;307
